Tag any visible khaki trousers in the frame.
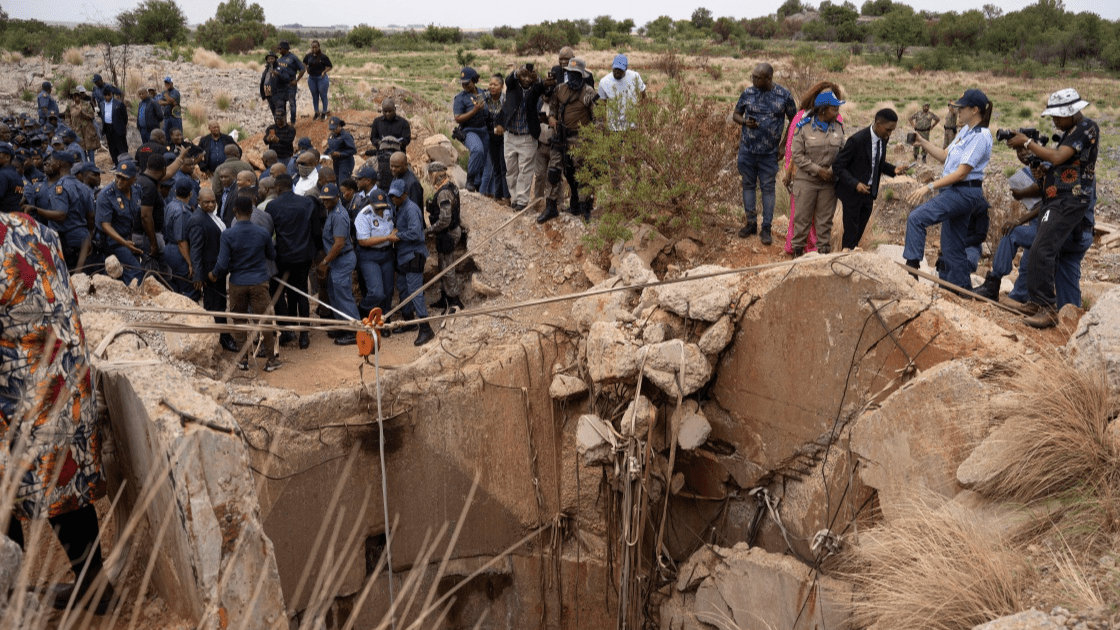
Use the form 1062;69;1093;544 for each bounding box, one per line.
791;178;837;251
228;282;276;354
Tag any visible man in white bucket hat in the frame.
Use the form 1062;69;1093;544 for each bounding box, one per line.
1005;88;1097;328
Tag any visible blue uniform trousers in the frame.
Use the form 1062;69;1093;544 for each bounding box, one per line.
325;250;359;320
904;186;986;289
463;129;489;191
357;247;395;316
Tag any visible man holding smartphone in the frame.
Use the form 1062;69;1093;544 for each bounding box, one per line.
732;63;797;245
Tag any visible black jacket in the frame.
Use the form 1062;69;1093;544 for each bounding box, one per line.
102;98;128;138
369;115;412;152
136;97;163;132
266;190;320;264
188;208;223;283
833;126;898;201
495;71;545;139
197;133;239;175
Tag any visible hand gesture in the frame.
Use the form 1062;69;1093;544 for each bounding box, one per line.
817;167;833;182
856;182;870;195
905;185;931;205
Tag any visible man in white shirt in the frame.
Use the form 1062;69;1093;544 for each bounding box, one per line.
597;54;646;132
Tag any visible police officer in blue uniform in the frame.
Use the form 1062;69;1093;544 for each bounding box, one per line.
47;150;95;270
160;76;183;136
273;42;305;124
388;178;434;346
37;82;59;124
326;117;357;184
95;160;146;285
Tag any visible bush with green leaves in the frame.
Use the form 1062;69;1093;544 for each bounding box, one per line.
194;0;275;53
425;24;463;44
479;34;497;49
516;22;579;55
347;24;382;49
116;0;188;45
492;25;518;39
571;81;738;248
455;48;476;68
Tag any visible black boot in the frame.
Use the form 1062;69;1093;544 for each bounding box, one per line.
431;291;449;312
760;225;772;245
536;199;559;224
219;333;239;353
298;331;310;349
580;200;592;223
905;259;921;270
738;222;758;238
445;295;464;314
396;311;419;333
414;323;435;346
279;330;296;346
973;272;1001;300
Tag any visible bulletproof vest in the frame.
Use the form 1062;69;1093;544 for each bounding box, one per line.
426;182;460;232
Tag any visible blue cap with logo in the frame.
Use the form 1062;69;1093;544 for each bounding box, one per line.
0;142;14;156
355;163;378;180
388;179;407;197
319;183;340;198
459;67;479;84
50;150;76;164
369;190;389;208
612;54;628;70
113;160;139;178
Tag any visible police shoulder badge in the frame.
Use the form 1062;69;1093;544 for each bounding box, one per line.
55;185;63;195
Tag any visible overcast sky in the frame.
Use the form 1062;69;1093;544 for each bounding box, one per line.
11;0;1119;30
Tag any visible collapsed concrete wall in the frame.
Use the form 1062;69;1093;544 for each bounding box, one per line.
80;278;286;630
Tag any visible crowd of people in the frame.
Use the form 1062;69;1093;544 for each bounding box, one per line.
732;62;1098;329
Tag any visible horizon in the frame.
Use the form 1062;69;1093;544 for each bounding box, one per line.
8;0;1120;31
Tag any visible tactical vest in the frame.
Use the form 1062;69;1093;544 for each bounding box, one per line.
426;182;460;232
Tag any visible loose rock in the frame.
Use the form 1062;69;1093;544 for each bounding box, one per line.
677;411;712;450
586;322;640;383
549;374;588;400
639;340;712;397
104;254;123;279
621;395;657;437
656;265;738;322
577;414;616;465
697;316;734;355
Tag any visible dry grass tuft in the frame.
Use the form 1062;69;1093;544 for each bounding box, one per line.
973;358;1120;505
183;104;209;141
192;48;227;70
63;47;84;66
215;91;231;111
2;51;24;64
844;497;1035;630
125;73;143;98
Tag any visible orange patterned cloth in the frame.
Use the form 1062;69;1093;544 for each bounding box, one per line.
0;212;104;520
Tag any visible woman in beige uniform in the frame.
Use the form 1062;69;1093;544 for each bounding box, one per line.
790;90;845;256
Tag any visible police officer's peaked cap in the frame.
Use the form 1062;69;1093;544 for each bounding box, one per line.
319;183;340;198
355;163;378;180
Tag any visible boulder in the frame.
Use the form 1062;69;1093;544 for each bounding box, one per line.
639;341;712;397
1066;286;1120;390
471;274;501;297
577;414;616;465
586;321;640;383
151;290;218;367
674;238;701;261
957;420;1019;489
972;610;1063;630
697;316;734;355
616;252;659;287
549;373;588;400
656;265;739;322
572;278;636;330
422;133;457;166
677;412;711;450
582;259;610;285
140;275;165;297
621;395;657;437
616;224;671;267
104;254;123;278
449;164;468;189
70;273;91;297
851;361;990;522
670;544;853;630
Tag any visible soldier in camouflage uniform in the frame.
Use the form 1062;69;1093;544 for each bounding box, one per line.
908;103;940;162
942;103;958;148
425;161;465;313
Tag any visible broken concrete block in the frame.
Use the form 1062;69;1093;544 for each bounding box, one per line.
972;609;1064;630
422;133;457;166
851;361;989;522
642;321;669;344
140;275;165;297
104;254;123;278
697;316;734;355
151;290;218;367
549;373;588;399
70;272;91;297
577;414;616;465
582;259;610;285
677;412;711;450
616;252;658;287
1066;286;1120;390
957;420;1019;488
639;341;712;397
617;224;670;267
656;265;738;322
686;544;853;630
572;278;636;331
471;274;501;297
586;321;640;383
621;395;657;437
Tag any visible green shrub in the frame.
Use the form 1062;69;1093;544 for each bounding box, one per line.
116;0;189;45
479;34;497;49
492;25;518;39
572;80;738;248
347;24;383;49
455;48;476;68
425;24;463;44
516;23;575;55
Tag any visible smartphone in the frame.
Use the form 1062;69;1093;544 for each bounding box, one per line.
746;116;757;124
905;132;917;145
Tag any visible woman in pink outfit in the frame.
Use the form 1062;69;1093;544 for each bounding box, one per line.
781;82;845;254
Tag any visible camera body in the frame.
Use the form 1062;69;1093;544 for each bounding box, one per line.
995;127;1049;145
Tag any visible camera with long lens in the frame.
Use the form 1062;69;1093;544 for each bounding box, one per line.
995;127;1048;145
996;128;1053;168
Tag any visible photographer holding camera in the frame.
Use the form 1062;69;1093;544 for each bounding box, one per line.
972;144;1048;303
1004;88;1098;328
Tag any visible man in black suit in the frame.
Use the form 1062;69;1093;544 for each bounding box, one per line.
197;121;240;178
101;88;129;165
190;188;238;353
833;108;904;250
266;173;320;350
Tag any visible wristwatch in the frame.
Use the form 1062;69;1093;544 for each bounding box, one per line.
1024;139;1033;150
927;183;935;193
